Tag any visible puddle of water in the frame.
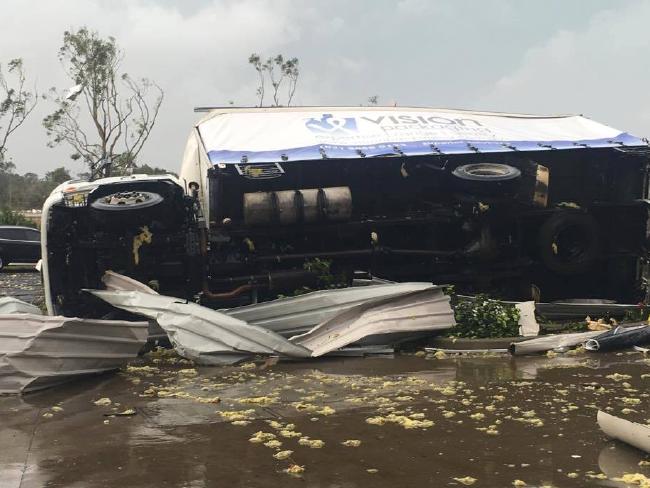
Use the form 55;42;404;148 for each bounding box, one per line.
1;352;649;487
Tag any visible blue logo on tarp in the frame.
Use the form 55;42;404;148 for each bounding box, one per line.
305;114;358;134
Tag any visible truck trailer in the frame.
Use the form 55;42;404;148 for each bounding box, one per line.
40;107;650;317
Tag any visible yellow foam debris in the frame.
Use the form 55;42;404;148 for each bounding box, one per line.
284;464;305;476
614;473;650;487
273;450;293;460
342;439;362;447
218;409;255;422
453;476;477;485
249;431;276;444
607;373;632;381
231;420;250;426
280;430;302;438
298;437;325;448
178;368;198;376
317;406;336;416
238;396;278;406
125;365;159;375
93;397;112;406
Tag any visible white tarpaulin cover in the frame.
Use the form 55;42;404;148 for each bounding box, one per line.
0;314;148;394
196;107;645;164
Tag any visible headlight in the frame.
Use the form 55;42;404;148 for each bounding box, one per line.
62;185;98;208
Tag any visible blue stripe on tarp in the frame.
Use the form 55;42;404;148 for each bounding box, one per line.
207;133;645;165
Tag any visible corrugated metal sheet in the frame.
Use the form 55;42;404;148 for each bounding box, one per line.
223;282;435;337
292;288;455;356
88;290;312;365
0;297;42;315
90;272;455;363
0;314;148;394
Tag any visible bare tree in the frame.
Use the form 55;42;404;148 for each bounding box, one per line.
367;95;379;106
0;58;37;171
43;28;163;179
248;53;299;107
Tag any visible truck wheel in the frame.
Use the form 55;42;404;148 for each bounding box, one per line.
452;163;521;182
538;212;600;275
90;191;164;211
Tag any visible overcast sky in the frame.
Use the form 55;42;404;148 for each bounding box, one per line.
1;0;649;175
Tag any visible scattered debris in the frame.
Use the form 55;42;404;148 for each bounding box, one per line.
284;464;305;476
342;439;362;447
453;476;477;485
0;314;148;394
89;273;454;363
425;347;508;355
291;287;454;356
0;297;42;315
586;316;613;331
585;325;650;352
88;288;312;365
597;410;650;454
509;331;603;355
223;282;436;337
516;301;539;337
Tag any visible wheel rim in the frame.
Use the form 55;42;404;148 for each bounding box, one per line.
102;191;153;206
90;191;163;211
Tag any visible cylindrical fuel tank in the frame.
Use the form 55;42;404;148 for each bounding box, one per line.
243;186;352;225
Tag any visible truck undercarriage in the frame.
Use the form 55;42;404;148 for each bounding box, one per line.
44;147;650;318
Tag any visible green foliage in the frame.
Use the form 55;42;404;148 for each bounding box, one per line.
45;166;72;184
43;27;163;178
279;258;348;297
0;166;71;210
0;208;33;226
248;53;299;107
624;304;649;323
452;294;521;338
0;57;37;167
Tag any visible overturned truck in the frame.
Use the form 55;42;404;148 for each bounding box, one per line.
41;107;650;317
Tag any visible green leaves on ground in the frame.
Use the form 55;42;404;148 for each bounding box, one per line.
453;294;520;338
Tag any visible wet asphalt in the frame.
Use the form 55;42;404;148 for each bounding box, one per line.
1;270;649;487
1;350;649;488
0;267;44;310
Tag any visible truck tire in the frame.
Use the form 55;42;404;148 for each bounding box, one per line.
452;163;521;182
538;212;600;275
90;191;164;211
452;163;522;196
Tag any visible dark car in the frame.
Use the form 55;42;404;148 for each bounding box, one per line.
0;225;41;268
